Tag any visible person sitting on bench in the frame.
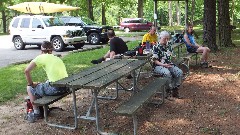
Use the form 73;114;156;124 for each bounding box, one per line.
152;31;183;98
183;23;211;68
24;41;68;120
141;26;158;47
91;29;128;64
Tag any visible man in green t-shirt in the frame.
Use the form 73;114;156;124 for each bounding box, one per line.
24;41;68;119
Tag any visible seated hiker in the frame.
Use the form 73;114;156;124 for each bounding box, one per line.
91;29;128;64
24;41;68;120
183;23;211;68
152;31;183;98
141;26;158;47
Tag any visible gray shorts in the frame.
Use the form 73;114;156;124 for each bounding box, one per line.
30;81;67;98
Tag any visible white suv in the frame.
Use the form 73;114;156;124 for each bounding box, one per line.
9;15;87;52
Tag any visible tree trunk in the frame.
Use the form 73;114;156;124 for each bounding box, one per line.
168;1;173;26
218;0;234;47
1;10;7;33
231;0;234;25
190;0;195;24
102;2;106;25
176;1;181;25
137;0;143;18
87;0;94;21
203;0;217;52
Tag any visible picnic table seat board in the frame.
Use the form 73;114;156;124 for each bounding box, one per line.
33;92;71;106
115;78;167;135
115;78;167;116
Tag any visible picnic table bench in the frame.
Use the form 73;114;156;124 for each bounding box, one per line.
115;78;167;135
33;90;73;129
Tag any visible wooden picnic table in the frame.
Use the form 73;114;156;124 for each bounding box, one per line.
51;59;147;134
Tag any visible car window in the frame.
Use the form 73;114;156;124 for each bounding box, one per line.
43;17;64;27
12;18;20;28
32;18;42;28
20;18;30;28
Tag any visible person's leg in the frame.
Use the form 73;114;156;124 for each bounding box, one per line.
28;83;45;116
169;66;183;88
154;66;173;89
196;47;210;62
91;50;111;64
103;50;110;59
169;66;183;98
27;86;38;111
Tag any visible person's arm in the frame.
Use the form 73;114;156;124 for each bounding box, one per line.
142;34;148;45
184;34;199;49
24;61;37;87
109;51;116;59
154;60;172;68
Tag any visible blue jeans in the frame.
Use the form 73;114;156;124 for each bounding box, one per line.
154;65;183;89
30;81;67;98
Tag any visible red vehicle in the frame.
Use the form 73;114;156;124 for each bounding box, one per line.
119;18;153;32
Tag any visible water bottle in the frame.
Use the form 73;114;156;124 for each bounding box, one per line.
146;41;150;52
27;109;35;123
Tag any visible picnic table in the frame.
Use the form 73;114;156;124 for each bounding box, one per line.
51;59;148;134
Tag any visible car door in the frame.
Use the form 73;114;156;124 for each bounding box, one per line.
30;18;47;44
139;19;149;30
19;17;32;43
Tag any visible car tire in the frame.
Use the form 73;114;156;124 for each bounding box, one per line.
73;42;84;49
13;36;25;50
88;33;100;45
51;36;65;52
124;27;130;33
101;39;109;44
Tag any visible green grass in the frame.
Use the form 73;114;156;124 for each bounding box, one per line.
0;41;140;104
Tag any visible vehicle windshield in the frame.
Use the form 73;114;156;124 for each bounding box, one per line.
43;17;64;27
81;17;97;25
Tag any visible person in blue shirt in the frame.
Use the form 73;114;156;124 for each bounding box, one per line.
183;24;211;68
152;31;183;98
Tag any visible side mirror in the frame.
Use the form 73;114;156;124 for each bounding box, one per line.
37;25;44;29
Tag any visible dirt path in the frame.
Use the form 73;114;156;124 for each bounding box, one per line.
0;47;239;135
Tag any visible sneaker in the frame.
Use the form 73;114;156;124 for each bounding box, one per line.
91;60;99;64
34;113;43;119
126;74;133;79
172;87;182;99
200;62;208;68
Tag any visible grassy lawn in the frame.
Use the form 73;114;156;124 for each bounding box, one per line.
0;40;140;104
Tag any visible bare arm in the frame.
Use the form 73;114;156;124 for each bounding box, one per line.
24;61;37;86
184;34;199;48
154;60;172;68
109;51;116;59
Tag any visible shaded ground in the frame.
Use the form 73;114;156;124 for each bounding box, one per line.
0;47;239;135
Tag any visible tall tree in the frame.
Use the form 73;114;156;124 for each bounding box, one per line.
190;0;195;24
176;1;181;25
168;1;173;26
203;0;217;51
101;2;106;25
87;0;94;21
138;0;143;18
218;0;234;47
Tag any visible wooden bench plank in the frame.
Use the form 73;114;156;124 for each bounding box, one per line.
115;78;167;116
33;92;71;106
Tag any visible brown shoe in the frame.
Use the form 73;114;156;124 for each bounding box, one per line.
172;87;182;99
